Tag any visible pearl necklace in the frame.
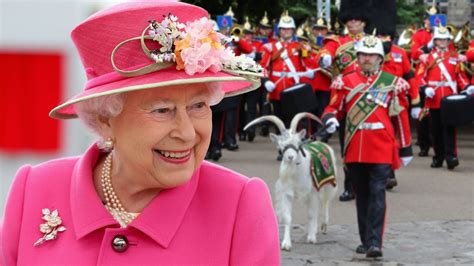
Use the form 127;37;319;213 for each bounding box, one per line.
101;153;137;227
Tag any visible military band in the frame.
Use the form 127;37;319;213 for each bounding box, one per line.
202;0;473;259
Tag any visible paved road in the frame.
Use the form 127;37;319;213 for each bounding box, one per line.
217;126;474;265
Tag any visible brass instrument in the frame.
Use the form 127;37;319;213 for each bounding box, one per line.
453;21;471;53
230;24;244;39
397;24;416;53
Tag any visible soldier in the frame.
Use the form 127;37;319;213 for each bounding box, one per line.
322;35;413;258
238;18;260;142
254;12;275;137
416;26;473;170
260;11;310;127
318;0;369;201
309;18;333;128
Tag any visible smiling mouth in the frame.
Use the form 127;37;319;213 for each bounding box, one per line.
155;149;191;159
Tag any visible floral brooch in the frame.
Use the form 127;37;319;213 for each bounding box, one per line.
34;208;66;246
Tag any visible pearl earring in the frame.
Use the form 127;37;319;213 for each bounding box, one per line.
104;138;114;151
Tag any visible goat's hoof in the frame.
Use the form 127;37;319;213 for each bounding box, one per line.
281;241;292;251
307;235;317;244
321;223;327;234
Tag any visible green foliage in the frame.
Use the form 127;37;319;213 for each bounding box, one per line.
396;0;426;26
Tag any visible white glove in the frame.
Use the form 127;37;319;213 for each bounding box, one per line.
465;85;474;95
264;80;276;92
303;69;315;79
410;107;421;119
401;156;413;167
325;117;339;134
425;87;435;98
231;35;240;42
320;54;332;68
419;54;429;64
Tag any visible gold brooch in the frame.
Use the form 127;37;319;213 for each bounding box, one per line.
34;208;66;246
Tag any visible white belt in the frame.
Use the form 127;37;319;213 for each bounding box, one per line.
358;122;384;130
272;71;307;78
428;81;456;88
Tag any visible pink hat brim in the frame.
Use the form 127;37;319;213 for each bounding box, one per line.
50;67;261;119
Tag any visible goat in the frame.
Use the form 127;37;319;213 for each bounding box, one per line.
244;112;338;251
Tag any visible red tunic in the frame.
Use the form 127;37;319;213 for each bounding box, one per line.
301;49;331;92
260;40;306;100
417;48;470;109
382;44;420;106
323;71;412;169
466;41;474;84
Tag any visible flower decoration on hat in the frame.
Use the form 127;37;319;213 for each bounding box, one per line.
111;13;263;78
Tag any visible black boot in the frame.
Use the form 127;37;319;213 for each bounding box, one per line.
430;158;443;168
339;190;354;201
355;244;367;254
247;131;255;142
366;246;383;258
418;147;429;157
446;157;459;170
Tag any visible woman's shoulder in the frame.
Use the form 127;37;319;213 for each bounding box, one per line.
13;156;81;186
198;161;269;194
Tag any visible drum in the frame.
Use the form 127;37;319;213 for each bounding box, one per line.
280;83;317;122
440;94;474;126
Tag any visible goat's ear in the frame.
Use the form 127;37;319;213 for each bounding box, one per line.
269;133;279;143
298;129;307;139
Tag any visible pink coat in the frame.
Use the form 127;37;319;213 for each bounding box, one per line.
1;145;280;265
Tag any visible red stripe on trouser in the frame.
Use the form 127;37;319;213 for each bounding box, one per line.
219;113;226;143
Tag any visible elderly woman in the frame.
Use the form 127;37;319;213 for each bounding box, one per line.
0;1;279;265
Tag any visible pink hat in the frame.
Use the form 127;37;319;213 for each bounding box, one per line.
50;1;263;119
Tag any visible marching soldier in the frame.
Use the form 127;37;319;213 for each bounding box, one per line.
416;26;473;170
254;12;276;137
260;11;310;127
318;0;369;201
322;35;413;258
308;18;333;128
238;18;260;142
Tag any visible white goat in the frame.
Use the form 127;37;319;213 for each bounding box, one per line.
245;112;338;251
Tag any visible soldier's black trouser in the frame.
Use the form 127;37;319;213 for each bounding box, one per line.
238;88;260;135
430;109;457;161
347;163;391;249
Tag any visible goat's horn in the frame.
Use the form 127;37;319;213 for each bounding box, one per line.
290;112;323;134
244;115;286;134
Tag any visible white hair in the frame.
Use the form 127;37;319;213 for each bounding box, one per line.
75;83;224;150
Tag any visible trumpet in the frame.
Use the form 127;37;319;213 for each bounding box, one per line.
230;24;244;39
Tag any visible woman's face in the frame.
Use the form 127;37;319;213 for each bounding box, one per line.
105;84;212;189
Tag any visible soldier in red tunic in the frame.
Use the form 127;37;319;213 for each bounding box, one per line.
322;36;413;258
260;11;310;127
416;26;473;169
317;1;369;202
